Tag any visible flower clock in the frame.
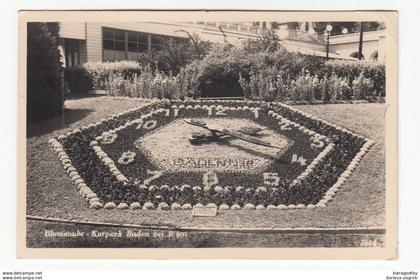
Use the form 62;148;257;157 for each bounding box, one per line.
49;100;374;211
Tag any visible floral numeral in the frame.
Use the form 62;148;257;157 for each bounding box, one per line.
215;106;228;116
251;108;260;119
279;122;292;131
205;106;213;116
291;154;307;166
310;135;324;149
143;170;163;185
137;120;158;130
173;108;179;117
263;172;280;186
101;131;118;144
118;151;136;165
164;109;170;117
203;170;219;186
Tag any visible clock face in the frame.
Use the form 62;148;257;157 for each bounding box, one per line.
51;100;370;210
136;118;293;173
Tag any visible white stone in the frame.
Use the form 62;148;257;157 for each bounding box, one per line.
171;203;182;210
256;204;265;210
129;202;141;210
104;202;116;210
157;202;170;210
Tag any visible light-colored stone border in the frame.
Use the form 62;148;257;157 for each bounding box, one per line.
49;103;159;210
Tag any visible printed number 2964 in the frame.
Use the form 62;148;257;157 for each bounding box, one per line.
360;239;380;247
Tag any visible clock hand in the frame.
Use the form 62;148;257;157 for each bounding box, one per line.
183;119;283;150
219;128;284;150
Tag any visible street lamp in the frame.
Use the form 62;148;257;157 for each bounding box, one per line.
325;24;333;59
358;22;364;60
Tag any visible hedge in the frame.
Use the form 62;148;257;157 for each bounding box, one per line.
65;60;142;92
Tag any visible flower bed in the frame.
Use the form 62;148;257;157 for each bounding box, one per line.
49;99;374;211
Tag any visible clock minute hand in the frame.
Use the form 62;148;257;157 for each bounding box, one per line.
219;128;284;150
183;119;283;150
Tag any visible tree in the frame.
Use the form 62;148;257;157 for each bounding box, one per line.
27;22;63;123
242;29;283;53
140;32;211;74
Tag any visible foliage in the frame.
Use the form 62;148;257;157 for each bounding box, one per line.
83;60;142;90
63;33;385;102
241;29;283;53
105;65;188;99
64;66;91;93
352;71;375;100
27;22;63;122
135;33;211;75
65;60;142;92
322;59;385;96
239;68;371;103
181;44;250;98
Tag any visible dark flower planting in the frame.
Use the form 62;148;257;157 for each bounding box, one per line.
49;100;374;210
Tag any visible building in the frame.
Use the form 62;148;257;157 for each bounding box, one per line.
58;21;386;67
328;29;386;61
274;22;386;61
58;22;262;67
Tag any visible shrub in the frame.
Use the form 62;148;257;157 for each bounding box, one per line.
83;60;142;90
64;66;91;93
139;33;211;75
62;34;385;102
181;44;248;98
319;73;352;102
240;69;368;103
239;67;289;101
64;61;143;93
27;22;63;122
352;71;375;100
323;60;385;97
242;29;282;54
188;41;384;102
104;65;186;99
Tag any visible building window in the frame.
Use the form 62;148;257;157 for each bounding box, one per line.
102;27;178;61
151;35;163;51
103;28;127;61
102;27;188;61
64;38;80;67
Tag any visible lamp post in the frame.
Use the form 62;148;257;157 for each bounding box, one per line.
325;24;333;59
358;22;364;60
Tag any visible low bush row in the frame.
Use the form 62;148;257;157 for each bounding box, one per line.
65;60;142;93
239;68;378;102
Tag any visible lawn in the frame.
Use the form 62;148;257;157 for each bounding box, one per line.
26;96;385;230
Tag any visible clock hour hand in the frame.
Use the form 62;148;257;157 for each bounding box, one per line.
183;119;283;149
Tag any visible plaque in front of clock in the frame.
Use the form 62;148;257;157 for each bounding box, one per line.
49;99;373;211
